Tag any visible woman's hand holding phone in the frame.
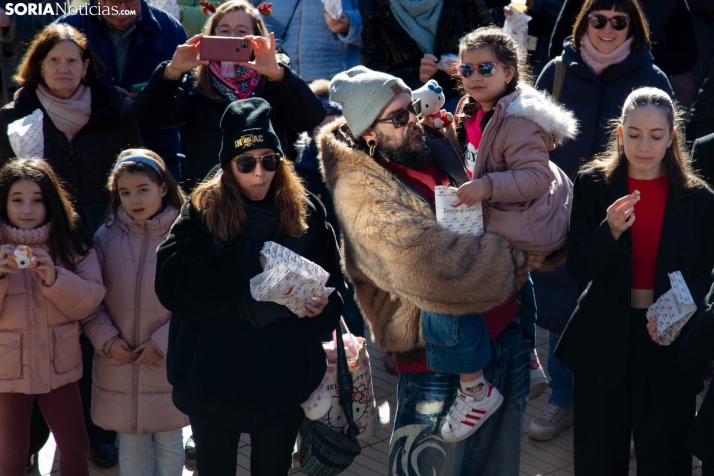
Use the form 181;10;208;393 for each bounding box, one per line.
239;32;283;81
165;34;209;80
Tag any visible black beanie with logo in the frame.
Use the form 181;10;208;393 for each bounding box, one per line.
219;97;283;167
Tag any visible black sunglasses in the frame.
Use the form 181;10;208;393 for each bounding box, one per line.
587;13;630;31
233;153;283;173
373;100;421;129
457;62;508;78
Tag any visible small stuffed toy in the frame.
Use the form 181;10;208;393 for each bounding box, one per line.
13;245;35;269
257;3;272;16
199;1;216;17
412;80;454;129
301;385;332;420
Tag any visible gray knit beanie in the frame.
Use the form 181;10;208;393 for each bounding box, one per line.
329;66;411;137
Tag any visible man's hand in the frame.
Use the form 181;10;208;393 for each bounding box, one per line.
419;54;439;83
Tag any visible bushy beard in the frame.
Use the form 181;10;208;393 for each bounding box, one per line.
375;123;433;171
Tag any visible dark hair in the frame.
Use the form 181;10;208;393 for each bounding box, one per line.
14;24;105;89
194;1;270;103
106;149;187;226
586;87;707;190
456;27;530;138
572;0;650;52
0;158;91;271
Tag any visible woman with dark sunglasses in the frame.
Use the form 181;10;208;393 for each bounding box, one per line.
154;97;346;476
527;0;674;447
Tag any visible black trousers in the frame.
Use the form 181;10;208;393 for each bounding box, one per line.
190;404;304;476
573;309;695;476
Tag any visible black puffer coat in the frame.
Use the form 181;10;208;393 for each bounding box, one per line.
0;81;143;207
360;0;492;101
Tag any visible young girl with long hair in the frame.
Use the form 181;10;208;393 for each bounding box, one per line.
420;27;578;442
0;158;106;476
557;87;714;475
81;149;188;476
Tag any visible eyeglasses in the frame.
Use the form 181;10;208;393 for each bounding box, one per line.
587;13;630;31
373;100;421;129
457;62;508;78
233;153;283;173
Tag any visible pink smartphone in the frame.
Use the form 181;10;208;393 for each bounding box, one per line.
199;36;253;63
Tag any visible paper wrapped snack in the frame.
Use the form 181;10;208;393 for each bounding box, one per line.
321;0;342;19
646;271;697;345
8;109;44;159
437;53;458;72
250;242;335;317
503;8;531;61
435;186;484;235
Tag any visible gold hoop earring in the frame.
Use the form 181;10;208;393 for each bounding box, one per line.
368;140;376;157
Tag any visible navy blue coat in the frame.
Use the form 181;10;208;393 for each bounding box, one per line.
57;1;188;161
532;43;672;335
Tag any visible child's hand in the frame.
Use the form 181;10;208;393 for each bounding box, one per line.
0;245;18;278
456;179;485;207
134;340;163;366
30;249;56;286
109;339;136;363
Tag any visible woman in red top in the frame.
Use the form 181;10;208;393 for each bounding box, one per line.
556;86;714;476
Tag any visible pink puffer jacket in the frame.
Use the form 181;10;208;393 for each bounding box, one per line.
0;227;106;395
82;206;188;435
456;84;579;253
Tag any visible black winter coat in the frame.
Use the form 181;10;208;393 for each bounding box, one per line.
0;81;143;207
687;60;714;142
680;297;714;464
556;167;714;401
691;132;714;187
133;62;326;190
155;192;345;414
359;0;492;102
548;0;698;77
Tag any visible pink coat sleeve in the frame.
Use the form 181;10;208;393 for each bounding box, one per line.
41;249;107;321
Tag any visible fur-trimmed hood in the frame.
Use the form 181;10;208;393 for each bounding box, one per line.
317;119;516;355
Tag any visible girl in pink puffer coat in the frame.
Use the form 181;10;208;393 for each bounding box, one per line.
81;150;188;476
0;159;106;476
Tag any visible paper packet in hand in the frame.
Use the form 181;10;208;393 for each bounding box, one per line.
437;54;458;72
646;271;697;345
503;7;532;61
250;242;335;317
435;186;484;235
8;109;44;159
322;0;342;20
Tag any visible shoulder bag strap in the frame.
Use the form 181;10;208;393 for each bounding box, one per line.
552;55;566;102
335;319;359;438
280;0;302;41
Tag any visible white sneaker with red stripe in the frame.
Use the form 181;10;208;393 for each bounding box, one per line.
529;353;548;400
441;383;504;442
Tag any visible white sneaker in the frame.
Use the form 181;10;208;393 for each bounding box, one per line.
441;383;503;442
529;353;548;400
528;404;573;441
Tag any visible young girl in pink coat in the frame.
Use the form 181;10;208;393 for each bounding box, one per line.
0;159;106;476
82;149;188;476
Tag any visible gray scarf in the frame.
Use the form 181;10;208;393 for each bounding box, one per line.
388;0;444;55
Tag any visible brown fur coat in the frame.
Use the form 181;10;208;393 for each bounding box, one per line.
317;118;516;355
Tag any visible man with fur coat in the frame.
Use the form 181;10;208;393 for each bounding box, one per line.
318;65;542;476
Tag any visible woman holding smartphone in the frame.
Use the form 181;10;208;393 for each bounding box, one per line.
133;0;325;191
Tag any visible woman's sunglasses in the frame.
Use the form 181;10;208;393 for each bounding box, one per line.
587;13;630;31
373;100;421;129
457;62;508;78
233;153;283;173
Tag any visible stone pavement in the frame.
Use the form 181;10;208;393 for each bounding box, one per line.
30;327;704;476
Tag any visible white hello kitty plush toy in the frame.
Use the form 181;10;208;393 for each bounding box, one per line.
412;80;454;129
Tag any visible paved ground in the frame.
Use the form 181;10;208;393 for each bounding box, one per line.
30;327;704;476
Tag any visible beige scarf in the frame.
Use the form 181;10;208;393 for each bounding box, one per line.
36;83;92;141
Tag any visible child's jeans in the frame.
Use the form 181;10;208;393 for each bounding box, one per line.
422;311;491;374
118;429;184;476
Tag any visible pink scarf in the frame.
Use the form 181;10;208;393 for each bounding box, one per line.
0;221;51;253
36;83;92;141
580;35;633;76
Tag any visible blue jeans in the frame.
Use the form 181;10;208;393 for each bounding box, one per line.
388;323;531;476
118;429;184;476
547;331;573;410
422;311;490;374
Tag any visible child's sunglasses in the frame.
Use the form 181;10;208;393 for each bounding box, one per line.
457;62;508;78
233;153;283;173
587;13;630;31
373;99;421;129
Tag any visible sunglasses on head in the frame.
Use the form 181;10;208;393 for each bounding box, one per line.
457;62;508;78
373;100;421;129
587;13;630;31
233;153;283;173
